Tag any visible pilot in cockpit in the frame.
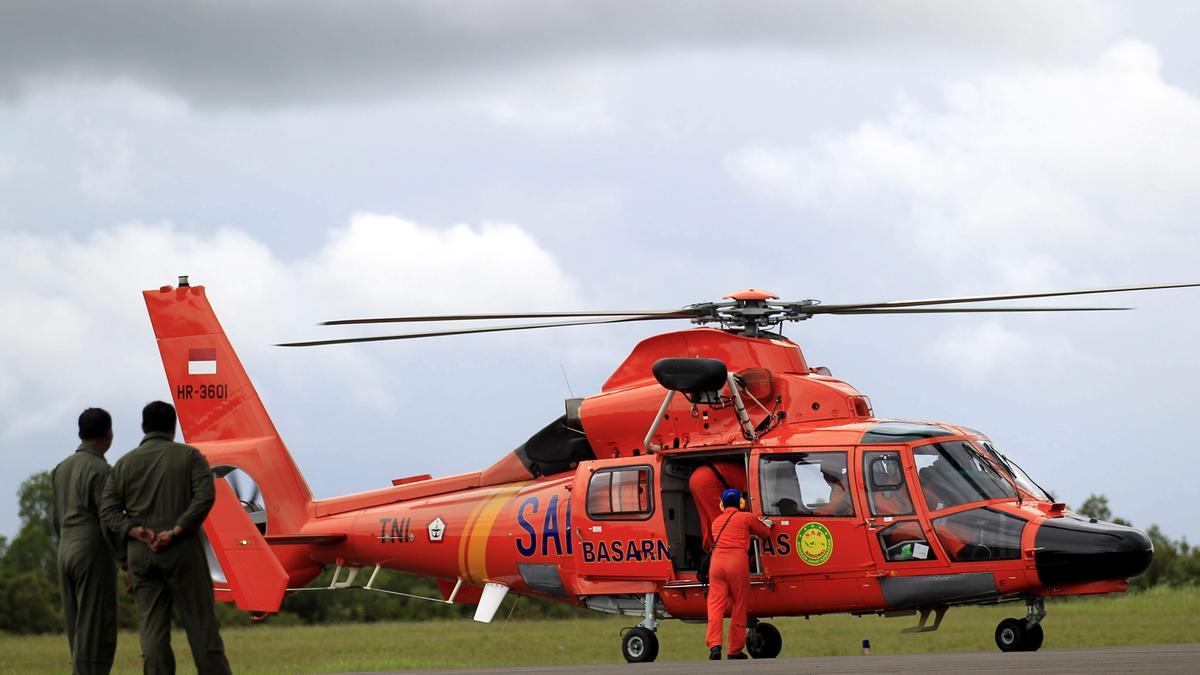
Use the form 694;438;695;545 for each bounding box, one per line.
812;454;852;517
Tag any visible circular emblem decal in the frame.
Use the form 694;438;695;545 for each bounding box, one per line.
797;522;834;566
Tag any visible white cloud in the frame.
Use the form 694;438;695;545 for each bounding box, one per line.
302;214;580;315
726;40;1200;289
0;215;580;443
925;321;1086;384
80;132;137;202
467;64;620;133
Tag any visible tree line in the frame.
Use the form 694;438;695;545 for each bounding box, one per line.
2;471;1197;634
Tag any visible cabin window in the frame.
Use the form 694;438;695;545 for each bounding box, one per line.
932;508;1025;561
913;441;1016;511
863;451;915;517
877;520;938;562
759;452;854;517
587;466;653;519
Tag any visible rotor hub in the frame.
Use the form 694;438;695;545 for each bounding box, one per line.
688;290;818;336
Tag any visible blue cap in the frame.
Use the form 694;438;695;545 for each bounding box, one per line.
721;488;742;507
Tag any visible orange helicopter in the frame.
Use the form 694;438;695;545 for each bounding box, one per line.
144;278;1198;662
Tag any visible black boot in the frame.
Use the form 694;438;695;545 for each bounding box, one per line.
708;646;721;660
728;651;748;660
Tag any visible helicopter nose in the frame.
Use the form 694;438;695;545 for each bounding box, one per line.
1034;516;1153;587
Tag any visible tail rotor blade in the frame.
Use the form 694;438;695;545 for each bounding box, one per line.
228;471;244;499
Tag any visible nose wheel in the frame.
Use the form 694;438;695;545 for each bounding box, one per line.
621;627;659;663
995;597;1046;652
620;593;661;663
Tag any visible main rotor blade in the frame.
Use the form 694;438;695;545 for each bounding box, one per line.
817;306;1132;315
277;314;682;347
815;282;1200;312
322;309;699;325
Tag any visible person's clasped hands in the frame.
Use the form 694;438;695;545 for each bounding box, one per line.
129;524;182;552
150;526;183;552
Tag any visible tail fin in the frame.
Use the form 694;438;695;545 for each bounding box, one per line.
144;282;314;612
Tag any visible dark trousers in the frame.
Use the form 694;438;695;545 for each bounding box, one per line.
129;538;231;675
59;543;117;675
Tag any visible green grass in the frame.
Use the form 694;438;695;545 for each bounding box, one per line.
3;587;1197;674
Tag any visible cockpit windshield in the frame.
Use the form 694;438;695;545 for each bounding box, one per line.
979;441;1052;502
913;440;1016;511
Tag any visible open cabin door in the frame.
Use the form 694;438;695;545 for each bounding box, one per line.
572;457;675;581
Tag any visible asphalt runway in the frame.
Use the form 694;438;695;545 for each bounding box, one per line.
349;643;1199;674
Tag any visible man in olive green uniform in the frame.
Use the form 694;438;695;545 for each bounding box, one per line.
101;401;231;675
52;408;125;675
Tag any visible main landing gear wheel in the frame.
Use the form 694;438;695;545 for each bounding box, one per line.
621;627;659;663
995;617;1043;652
746;621;783;659
1025;623;1044;651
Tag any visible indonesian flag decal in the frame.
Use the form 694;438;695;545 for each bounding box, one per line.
188;348;217;375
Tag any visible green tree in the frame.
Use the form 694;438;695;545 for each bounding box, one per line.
0;570;61;633
18;471;56;544
2;525;56;582
0;471;62;633
1077;494;1112;521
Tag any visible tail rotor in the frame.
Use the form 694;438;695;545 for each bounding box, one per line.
215;466;267;534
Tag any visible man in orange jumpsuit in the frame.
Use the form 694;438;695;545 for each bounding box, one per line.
689;462;747;550
706;488;773;660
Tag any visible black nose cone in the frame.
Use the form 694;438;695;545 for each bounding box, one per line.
1034;516;1153;586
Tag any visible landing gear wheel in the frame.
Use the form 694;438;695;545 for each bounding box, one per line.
746;622;783;659
622;627;659;663
1024;623;1044;651
995;617;1042;652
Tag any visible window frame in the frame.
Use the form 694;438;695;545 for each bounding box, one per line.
585;464;656;521
862;450;917;517
758;450;856;518
876;520;939;563
911;440;1017;512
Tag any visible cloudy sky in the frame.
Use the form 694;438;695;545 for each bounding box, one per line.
2;1;1198;544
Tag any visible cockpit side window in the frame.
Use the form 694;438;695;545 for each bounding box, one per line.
877;521;938;562
759;452;854;517
863;450;915;517
932;508;1025;561
914;441;1016;511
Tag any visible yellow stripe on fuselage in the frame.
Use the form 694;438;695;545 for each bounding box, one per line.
461;484;525;584
457;492;493;579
